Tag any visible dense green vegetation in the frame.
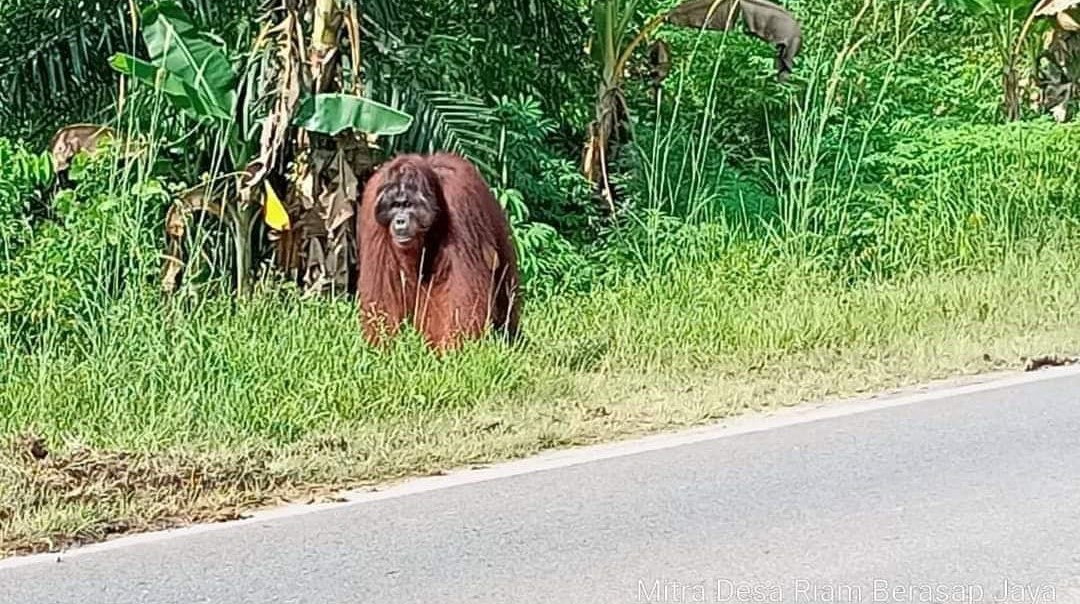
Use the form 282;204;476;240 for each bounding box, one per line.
2;0;1079;555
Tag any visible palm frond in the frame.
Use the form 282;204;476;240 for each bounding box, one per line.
0;0;255;141
384;89;498;175
502;0;577;39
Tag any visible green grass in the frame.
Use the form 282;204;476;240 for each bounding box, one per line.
3;233;1080;555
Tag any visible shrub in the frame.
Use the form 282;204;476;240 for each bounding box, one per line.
0;137;53;260
0;144;164;347
832;120;1080;276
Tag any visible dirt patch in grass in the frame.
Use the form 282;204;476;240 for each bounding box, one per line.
0;437;342;556
1024;354;1080;371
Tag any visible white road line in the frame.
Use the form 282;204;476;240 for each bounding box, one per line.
3;365;1079;571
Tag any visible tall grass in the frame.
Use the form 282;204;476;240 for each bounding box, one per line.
3;234;1079;451
622;1;949;274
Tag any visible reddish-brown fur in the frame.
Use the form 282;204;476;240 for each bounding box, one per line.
356;152;521;351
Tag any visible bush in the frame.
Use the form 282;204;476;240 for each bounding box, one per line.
491;95;598;297
0;138;52;259
0;144;165;347
830;120;1080;277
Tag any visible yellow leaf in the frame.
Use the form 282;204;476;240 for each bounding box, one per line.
263;181;291;231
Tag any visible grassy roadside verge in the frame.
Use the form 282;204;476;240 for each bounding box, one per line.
3;240;1079;557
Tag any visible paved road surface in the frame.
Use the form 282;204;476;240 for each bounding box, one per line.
4;369;1080;604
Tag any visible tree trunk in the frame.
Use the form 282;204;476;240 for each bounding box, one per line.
295;0;355;296
1003;60;1021;121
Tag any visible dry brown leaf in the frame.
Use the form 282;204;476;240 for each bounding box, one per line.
254;11;302;184
1036;0;1080;17
666;0;740;30
48;124;116;172
1057;10;1080;30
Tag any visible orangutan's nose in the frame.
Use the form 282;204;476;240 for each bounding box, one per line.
392;215;409;236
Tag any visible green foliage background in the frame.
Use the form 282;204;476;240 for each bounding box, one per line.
1;0;1075;292
1;0;1075;315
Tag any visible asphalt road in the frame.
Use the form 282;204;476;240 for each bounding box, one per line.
4;369;1080;604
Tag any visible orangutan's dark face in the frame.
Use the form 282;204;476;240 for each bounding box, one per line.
375;168;440;247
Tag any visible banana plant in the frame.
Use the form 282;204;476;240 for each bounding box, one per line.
108;0;412;294
582;0;669;214
940;0;1046;121
1017;0;1080;47
1016;0;1080;120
